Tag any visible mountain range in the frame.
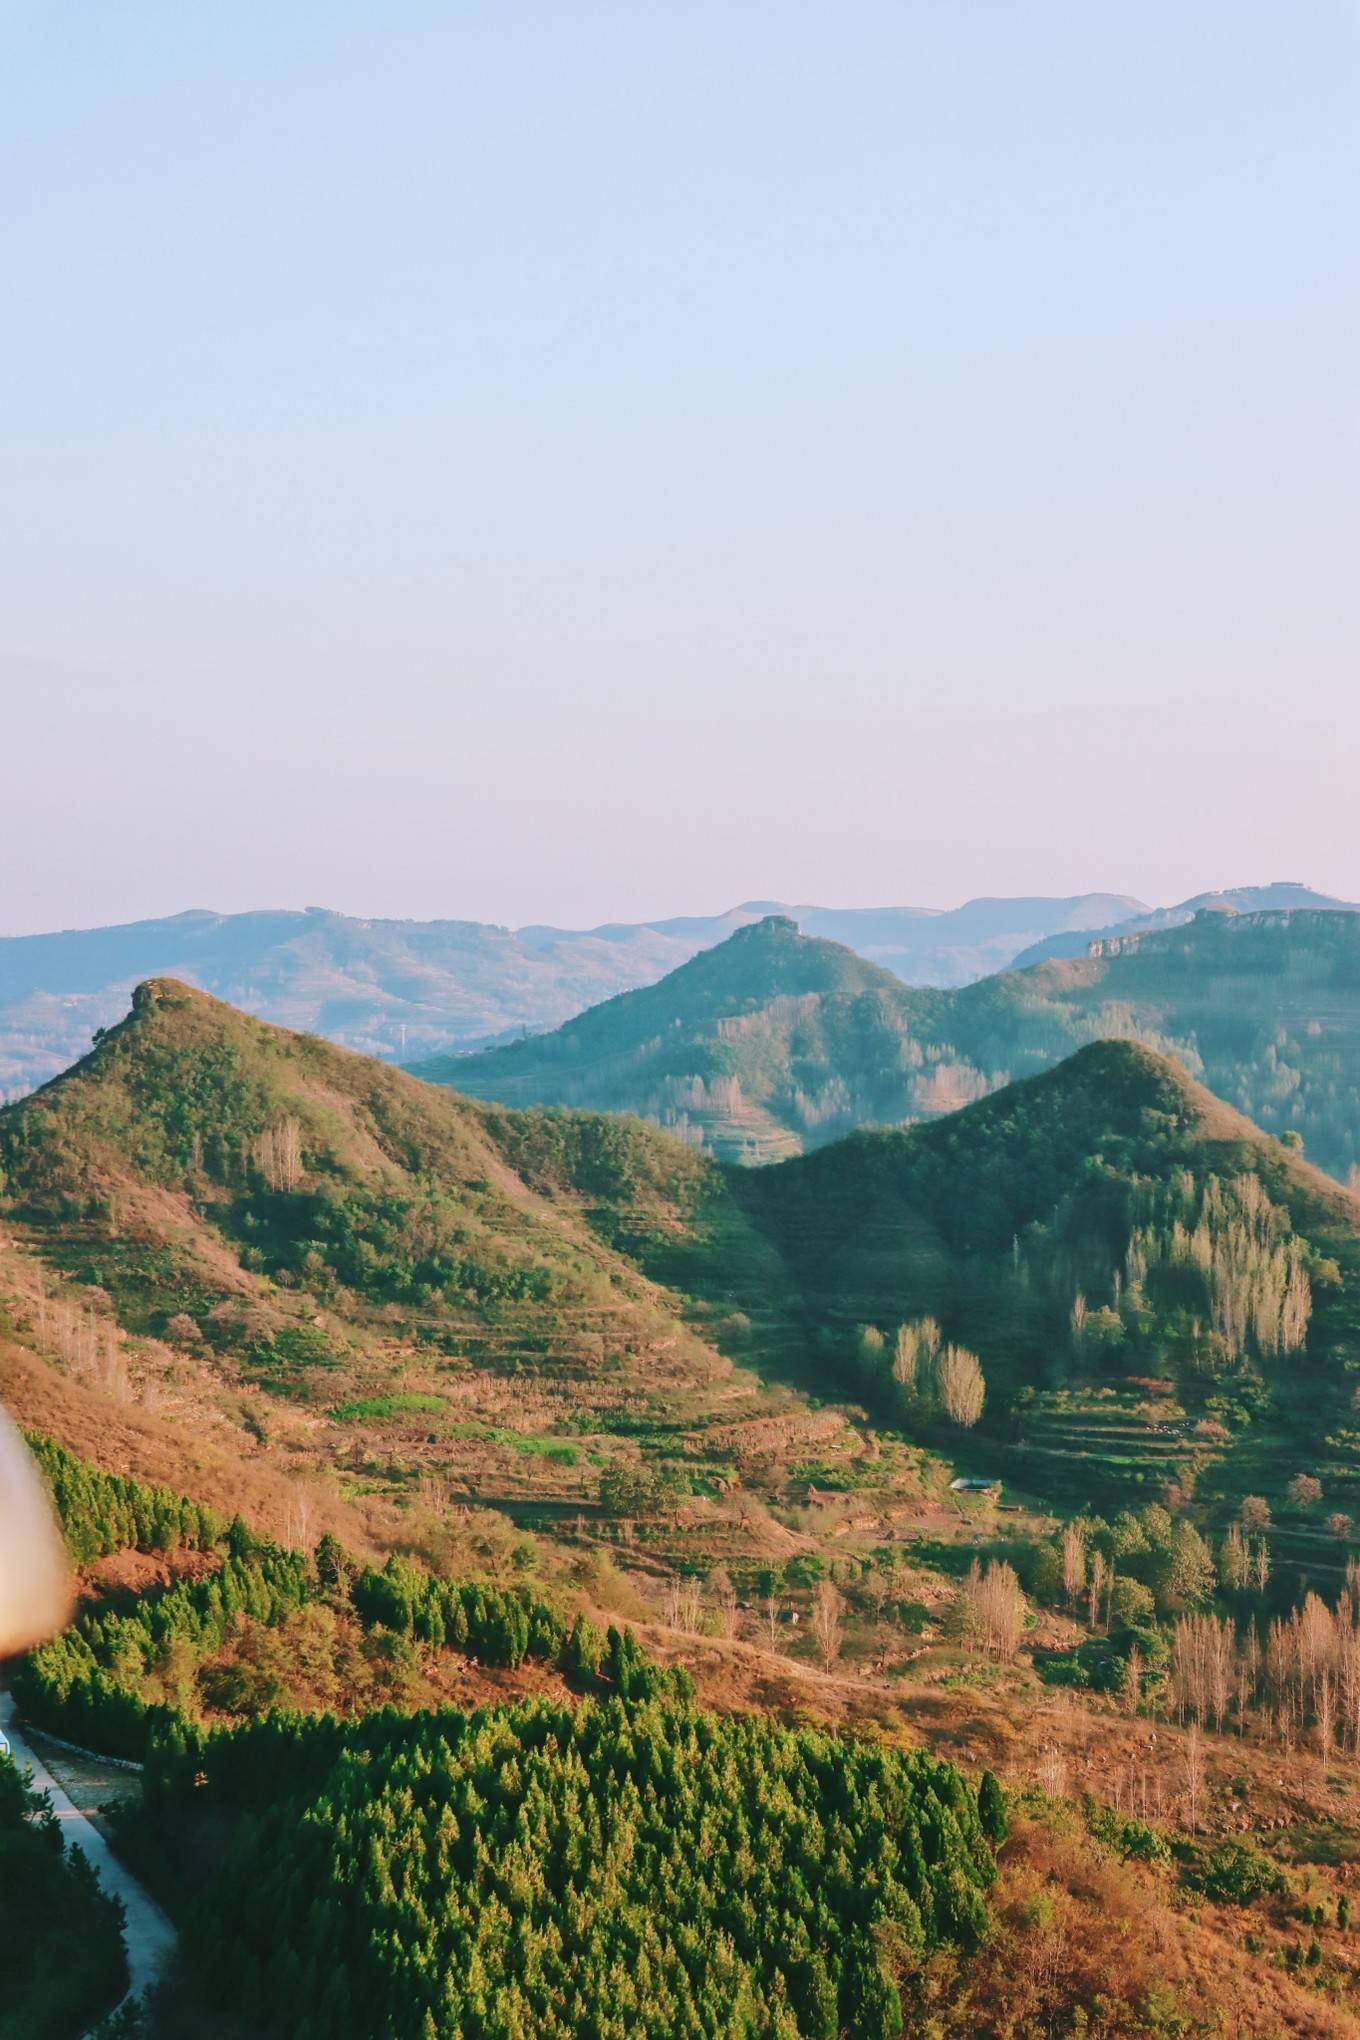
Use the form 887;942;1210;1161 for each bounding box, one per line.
424;905;1360;1181
4;976;1357;1530
0;893;1143;1099
8;976;1360;2033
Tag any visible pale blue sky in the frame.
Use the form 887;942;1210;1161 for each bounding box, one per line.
3;3;1356;934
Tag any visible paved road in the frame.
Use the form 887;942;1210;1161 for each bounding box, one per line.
0;1689;176;2015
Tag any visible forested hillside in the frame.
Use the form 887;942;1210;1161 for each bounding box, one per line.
15;1434;686;1758
418;915;952;1161
947;907;1360;1180
0;1751;128;2040
433;908;1360;1182
128;1698;996;2038
701;1040;1360;1530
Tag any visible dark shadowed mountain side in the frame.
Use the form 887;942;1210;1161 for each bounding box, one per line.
0;892;1142;1100
429;908;1360;1182
664;1040;1360;1514
1013;882;1358;968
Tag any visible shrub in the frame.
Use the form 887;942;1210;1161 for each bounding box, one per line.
1194;1841;1286;1906
1086;1801;1172;1869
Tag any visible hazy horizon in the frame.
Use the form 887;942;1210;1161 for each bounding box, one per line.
5;5;1356;935
5;874;1359;946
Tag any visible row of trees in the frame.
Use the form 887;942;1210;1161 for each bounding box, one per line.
855;1319;986;1429
349;1550;691;1700
1127;1170;1314;1369
1027;1502;1223;1622
27;1431;223;1564
1047;1491;1353;1632
18;1439;688;1757
137;1695;1003;2040
1167;1566;1360;1756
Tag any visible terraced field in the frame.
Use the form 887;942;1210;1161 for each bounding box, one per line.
1006;1389;1227;1507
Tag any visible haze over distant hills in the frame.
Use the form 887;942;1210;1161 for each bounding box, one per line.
0;891;1141;1099
418;916;946;1162
1013;882;1358;967
428;906;1360;1182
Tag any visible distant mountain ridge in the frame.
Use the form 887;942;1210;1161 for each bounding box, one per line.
427;906;1360;1181
417;915;949;1162
408;917;938;1158
0;891;1144;1099
1012;881;1358;967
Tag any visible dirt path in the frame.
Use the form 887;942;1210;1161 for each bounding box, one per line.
0;1689;176;2019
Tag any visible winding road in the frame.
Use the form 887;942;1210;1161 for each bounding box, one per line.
0;1689;176;2018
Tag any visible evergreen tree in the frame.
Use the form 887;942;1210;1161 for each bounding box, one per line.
977;1770;1008;1845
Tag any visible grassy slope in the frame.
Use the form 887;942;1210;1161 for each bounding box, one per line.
0;978;842;1545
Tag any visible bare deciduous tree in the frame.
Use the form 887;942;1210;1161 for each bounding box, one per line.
282;1485;316;1553
811;1579;844;1674
665;1574;703;1635
892;1322;919;1393
964;1558;1025;1659
1087;1548;1106;1629
937;1343;985;1428
1184;1720;1204;1834
255;1115;303;1192
1061;1521;1086;1607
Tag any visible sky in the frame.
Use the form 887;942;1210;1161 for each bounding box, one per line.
2;2;1357;935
